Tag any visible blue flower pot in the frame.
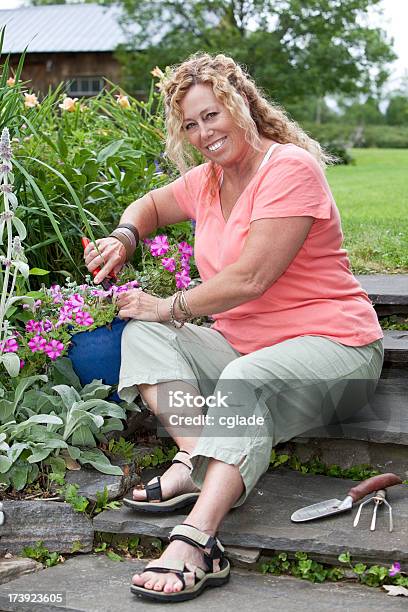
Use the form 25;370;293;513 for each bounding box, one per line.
68;317;127;401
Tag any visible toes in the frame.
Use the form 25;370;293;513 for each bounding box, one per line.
153;578;166;591
163;577;183;594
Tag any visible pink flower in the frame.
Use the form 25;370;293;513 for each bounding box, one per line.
20;359;25;370
1;338;19;353
44;339;64;360
178;241;193;258
28;335;47;353
175;269;191;289
161;257;176;273
75;310;94;326
66;294;84;313
389;562;401;577
150;235;169;257
42;319;53;332
58;305;74;321
26;319;42;333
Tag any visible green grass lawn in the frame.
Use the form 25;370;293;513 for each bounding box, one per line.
326;149;408;273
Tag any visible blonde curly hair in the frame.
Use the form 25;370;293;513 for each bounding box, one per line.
161;52;332;183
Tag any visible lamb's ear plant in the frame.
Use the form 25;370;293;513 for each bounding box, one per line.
0;127;32;377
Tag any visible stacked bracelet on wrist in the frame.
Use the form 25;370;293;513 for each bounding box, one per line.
169;290;194;328
109;224;139;262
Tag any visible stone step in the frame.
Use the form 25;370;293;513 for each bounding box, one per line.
357;274;408;315
94;470;408;572
383;331;408;366
296;375;408;448
0;553;406;611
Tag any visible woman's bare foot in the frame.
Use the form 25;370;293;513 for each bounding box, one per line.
132;539;207;593
132;462;199;502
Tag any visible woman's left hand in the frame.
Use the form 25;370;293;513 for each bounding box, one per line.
115;289;167;322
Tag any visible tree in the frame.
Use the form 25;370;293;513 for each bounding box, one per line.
107;0;395;110
386;95;408;126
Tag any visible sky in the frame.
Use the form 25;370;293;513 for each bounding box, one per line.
0;0;407;88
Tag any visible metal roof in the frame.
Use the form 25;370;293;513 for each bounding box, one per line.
0;3;129;53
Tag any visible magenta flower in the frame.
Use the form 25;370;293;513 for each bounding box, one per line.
150;235;169;257
143;238;153;246
1;338;19;353
161;257;176;273
44;339;64;360
26;319;42;333
178;241;193;257
20;359;25;370
28;335;47;353
175;269;191;289
389;562;401;577
58;305;73;321
75;310;94;326
42;319;54;332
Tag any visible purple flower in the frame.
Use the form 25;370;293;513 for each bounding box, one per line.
44;339;64;360
25;319;42;333
1;338;19;353
389;562;401;577
20;359;25;370
161;257;176;273
42;319;53;332
66;294;84;312
28;335;47;353
175;269;191;289
178;241;193;258
150;235;169;257
75;310;94;326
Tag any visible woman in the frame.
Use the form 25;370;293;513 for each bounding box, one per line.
84;53;383;602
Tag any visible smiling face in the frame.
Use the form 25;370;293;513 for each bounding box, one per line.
179;83;251;167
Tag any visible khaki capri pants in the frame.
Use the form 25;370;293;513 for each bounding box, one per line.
118;321;383;507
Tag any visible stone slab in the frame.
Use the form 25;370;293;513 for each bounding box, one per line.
0;501;94;555
0;554;406;611
0;556;43;585
94;470;408;570
224;545;260;565
357;274;408;305
383;331;408;365
282;439;408;480
296;376;408;446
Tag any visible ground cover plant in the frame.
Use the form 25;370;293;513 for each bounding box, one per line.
327;149;408;273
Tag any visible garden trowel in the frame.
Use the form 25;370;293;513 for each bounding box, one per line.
291;473;402;522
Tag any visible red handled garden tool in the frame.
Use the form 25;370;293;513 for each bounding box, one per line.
291;473;402;525
81;237;117;292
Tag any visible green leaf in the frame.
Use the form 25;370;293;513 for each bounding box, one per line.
13;375;48;409
1;352;20;377
97;139;124;164
10;463;29;491
70;425;96;447
29;268;49;276
0;456;12;473
51;358;81;390
106;550;123;562
79;449;123;475
80;380;111;400
52;385;81;410
338;552;351;564
12;217;27;241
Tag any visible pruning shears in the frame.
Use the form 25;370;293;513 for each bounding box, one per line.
81;237;117;291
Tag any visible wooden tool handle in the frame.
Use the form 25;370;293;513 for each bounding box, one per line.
348;473;401;503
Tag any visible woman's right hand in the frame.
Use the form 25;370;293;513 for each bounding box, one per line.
83;237;126;284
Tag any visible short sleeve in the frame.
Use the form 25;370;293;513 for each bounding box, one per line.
171;164;207;220
250;153;333;222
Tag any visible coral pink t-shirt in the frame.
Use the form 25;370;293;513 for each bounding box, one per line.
172;144;382;354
